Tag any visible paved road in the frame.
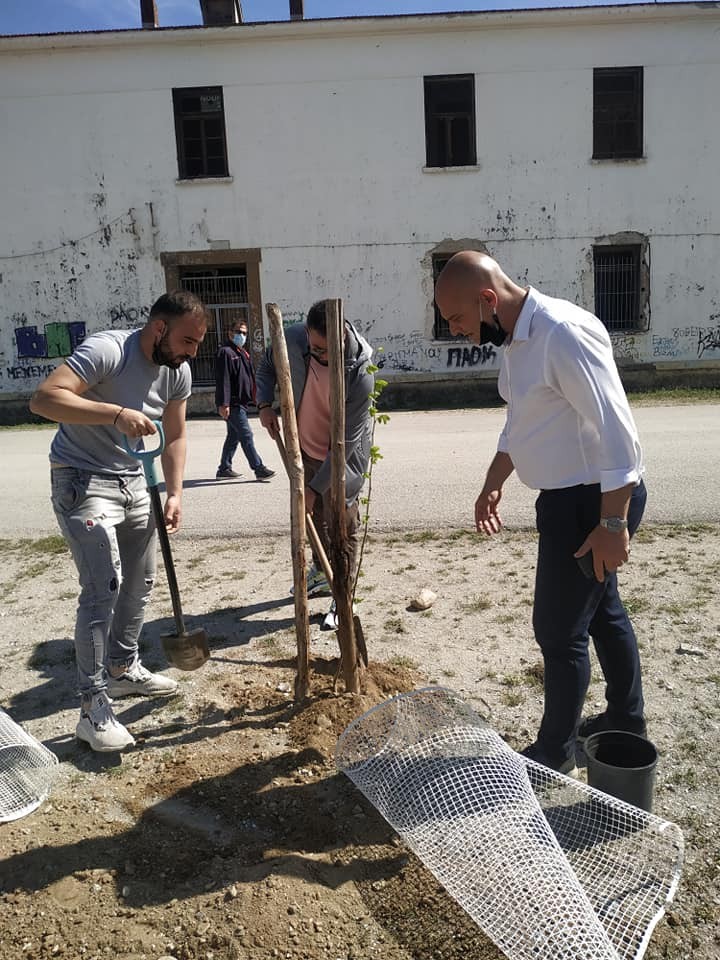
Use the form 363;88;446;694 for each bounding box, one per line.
1;404;716;539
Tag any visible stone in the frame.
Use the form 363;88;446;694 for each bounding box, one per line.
409;588;437;611
676;643;707;658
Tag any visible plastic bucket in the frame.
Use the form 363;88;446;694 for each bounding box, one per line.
584;730;657;812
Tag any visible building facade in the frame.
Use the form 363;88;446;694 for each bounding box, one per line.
1;3;718;416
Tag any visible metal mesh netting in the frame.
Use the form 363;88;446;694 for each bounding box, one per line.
0;708;59;823
335;687;683;960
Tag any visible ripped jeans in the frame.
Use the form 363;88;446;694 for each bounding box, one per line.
50;468;157;697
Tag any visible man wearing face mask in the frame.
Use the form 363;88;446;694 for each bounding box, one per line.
29;291;208;752
256;300;374;625
435;251;647;777
214;319;275;481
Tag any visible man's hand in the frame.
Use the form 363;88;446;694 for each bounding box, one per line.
475;487;503;535
218;405;230;420
305;487;317;514
574;526;630;583
164;494;182;535
116;408;157;439
259;406;280;439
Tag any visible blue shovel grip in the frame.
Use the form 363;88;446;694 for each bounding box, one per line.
122;420;165;488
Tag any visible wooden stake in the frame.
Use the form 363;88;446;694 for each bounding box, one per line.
265;302;310;702
326;298;362;693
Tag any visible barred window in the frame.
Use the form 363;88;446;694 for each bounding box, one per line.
593;245;642;331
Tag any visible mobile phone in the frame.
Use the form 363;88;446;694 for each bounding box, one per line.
576;552;594;579
576;552;608;581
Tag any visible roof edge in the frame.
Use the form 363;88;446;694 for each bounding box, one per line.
0;3;718;52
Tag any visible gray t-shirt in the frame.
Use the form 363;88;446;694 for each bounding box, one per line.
50;329;192;475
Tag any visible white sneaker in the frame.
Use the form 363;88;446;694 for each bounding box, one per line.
106;659;178;698
321;599;357;632
76;692;135;752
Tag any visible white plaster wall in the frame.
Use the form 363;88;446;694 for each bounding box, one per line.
1;7;719;397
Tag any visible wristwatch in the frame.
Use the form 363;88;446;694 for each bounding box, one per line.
600;516;628;533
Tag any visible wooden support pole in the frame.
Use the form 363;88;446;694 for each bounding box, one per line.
265;302;310;702
326;298;362;693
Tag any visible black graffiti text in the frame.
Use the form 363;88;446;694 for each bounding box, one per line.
446;344;497;368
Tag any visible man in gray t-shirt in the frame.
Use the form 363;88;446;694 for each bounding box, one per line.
30;291;207;753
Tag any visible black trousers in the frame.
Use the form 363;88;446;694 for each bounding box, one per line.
532;480;647;764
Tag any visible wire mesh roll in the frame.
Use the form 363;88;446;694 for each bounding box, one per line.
0;707;59;822
336;687;683;960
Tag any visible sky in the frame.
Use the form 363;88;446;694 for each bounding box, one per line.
0;0;682;36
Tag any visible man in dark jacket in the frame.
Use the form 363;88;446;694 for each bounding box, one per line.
256;300;374;625
215;319;274;481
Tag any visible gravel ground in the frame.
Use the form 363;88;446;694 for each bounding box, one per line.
0;521;718;960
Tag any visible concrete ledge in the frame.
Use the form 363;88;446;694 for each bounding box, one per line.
4;364;719;426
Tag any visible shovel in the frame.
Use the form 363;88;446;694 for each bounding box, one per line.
124;422;210;672
274;433;368;666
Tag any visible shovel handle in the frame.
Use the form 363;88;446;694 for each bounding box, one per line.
124;422;184;634
122;420;165;488
274;434;334;588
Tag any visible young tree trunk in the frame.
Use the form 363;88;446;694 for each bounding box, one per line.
265;302;310;702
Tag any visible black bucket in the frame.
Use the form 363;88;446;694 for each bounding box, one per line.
584;730;657;812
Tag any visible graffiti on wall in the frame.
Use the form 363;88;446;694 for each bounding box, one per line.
609;334;641;362
0;318;86;383
108;303;149;328
4;363;58;381
670;321;720;361
697;325;720;359
652;335;680;359
446;344;497;368
15;320;86;359
375;332;436;372
375;331;499;373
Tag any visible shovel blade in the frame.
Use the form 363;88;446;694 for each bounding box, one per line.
162;627;210;672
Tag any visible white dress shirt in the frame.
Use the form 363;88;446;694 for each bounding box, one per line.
497;287;643;492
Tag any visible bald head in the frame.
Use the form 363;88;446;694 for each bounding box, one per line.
435;251;527;343
435;251;504;301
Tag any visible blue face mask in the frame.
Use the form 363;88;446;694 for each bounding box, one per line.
232;332;247;348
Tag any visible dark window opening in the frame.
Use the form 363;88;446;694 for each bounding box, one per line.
432;254;465;341
181;267;248;384
424;75;476;168
593;67;643;160
593;245;642;331
173;86;229;179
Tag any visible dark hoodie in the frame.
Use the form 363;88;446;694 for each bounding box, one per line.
215;340;256;409
255;321;374;504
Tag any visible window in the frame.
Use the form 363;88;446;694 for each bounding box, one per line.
424;75;476;168
593;245;642;331
432;254;462;340
180;267;249;384
593;67;643;159
173;86;229;179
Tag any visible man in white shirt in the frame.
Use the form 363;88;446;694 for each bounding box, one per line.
435;251;647;776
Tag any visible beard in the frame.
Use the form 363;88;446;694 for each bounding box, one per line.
152;334;186;369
